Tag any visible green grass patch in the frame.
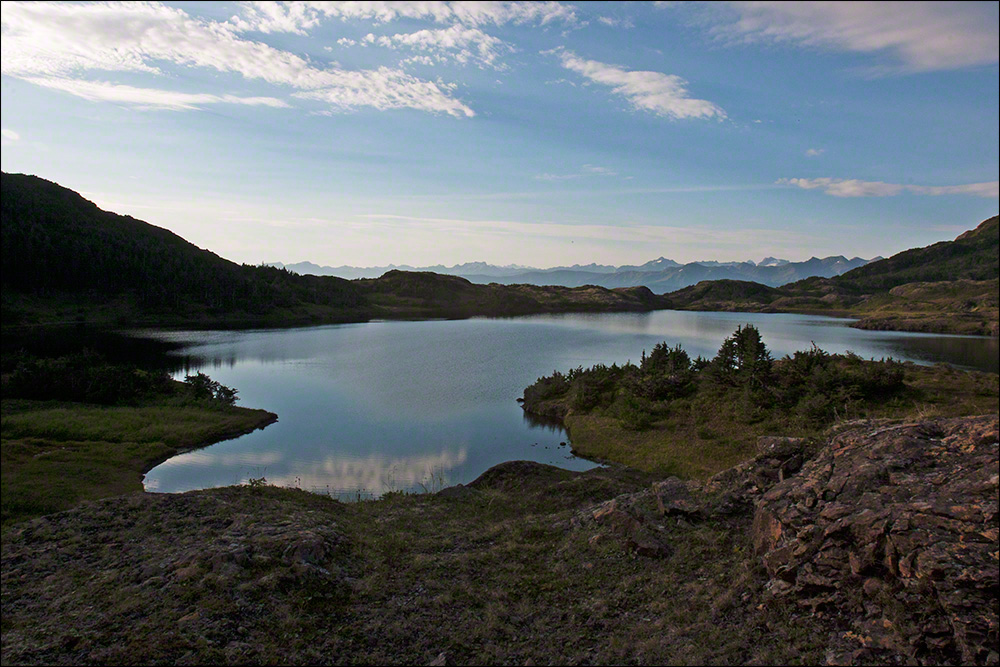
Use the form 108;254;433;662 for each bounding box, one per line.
1;398;275;528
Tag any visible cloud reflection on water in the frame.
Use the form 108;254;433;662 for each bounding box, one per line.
145;445;469;497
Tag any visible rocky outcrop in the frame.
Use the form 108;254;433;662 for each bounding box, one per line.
565;416;999;664
752;416;999;665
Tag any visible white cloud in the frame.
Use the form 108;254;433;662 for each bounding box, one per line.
556;50;726;120
804;148;824;157
778;177;999;198
1;128;20;143
227;1;321;34
597;16;634;29
23;77;290;111
712;1;999;73
534;164;619;181
373;25;512;69
534;173;579;181
293;67;475;117
230;1;578;32
1;1;474;117
336;37;357;46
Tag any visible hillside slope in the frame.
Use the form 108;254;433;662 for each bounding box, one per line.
665;217;1000;336
360;270;668;318
1;173;367;327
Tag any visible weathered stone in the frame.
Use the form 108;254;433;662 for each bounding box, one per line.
651;478;702;517
754;415;999;666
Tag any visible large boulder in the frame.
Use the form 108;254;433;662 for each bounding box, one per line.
752;416;999;665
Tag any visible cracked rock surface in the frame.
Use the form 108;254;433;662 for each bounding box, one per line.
752;415;999;665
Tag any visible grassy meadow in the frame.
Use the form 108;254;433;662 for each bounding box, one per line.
1;395;275;528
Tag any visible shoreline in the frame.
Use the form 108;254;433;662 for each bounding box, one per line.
139;410;278;484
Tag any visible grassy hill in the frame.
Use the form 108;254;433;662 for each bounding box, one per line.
665;216;999;336
1;173;668;327
360;270;667;318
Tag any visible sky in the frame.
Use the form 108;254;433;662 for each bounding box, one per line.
1;1;998;268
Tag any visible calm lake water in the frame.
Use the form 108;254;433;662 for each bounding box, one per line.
142;311;998;498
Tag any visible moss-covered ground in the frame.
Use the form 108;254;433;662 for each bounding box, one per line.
2;465;847;666
0;398;275;527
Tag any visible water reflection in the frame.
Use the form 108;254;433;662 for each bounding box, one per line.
147;445;469;500
142;311;996;498
521;410;568;433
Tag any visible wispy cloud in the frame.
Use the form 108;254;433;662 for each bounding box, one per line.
356;213;821;256
230;1;579;33
534;173;579;181
1;1;474;116
534;164;619;181
1;128;20;145
292;67;474;116
804;148;824;157
597;16;634;29
710;1;999;73
372;25;513;69
778;177;999;198
555;50;726;120
24;77;290;111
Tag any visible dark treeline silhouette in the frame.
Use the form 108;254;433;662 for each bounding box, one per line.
1;173;366;322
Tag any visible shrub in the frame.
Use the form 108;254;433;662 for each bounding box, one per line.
615;393;654;431
184;372;239;405
5;351;174;405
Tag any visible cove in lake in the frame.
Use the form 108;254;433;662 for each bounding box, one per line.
142;311;998;499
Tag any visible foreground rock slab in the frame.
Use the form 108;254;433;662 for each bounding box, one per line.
753;416;999;665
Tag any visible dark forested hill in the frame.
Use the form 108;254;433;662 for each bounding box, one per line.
359;270;668;318
1;173;367;326
791;215;999;295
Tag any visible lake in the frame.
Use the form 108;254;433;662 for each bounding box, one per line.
142;311;998;498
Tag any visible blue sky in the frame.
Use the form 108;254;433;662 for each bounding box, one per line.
2;1;997;267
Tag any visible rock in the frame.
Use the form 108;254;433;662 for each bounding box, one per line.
627;531;672;559
753;415;999;666
436;483;477;499
651;478;702;517
582;496;671;558
703;435;810;506
428;651;447;666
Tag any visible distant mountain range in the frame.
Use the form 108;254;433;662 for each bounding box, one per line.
268;254;880;291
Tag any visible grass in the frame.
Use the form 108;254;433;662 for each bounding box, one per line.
1;467;849;665
0;397;275;528
547;363;998;477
